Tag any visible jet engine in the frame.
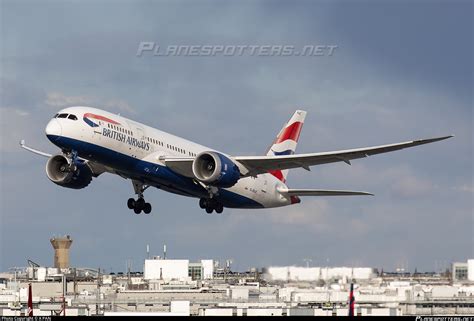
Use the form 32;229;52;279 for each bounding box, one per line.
192;151;240;188
46;154;93;189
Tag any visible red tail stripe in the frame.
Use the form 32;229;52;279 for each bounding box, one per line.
269;170;286;183
275;121;303;144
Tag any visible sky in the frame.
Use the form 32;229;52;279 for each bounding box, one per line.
0;0;472;273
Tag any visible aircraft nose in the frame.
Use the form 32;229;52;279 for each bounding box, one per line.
45;119;62;141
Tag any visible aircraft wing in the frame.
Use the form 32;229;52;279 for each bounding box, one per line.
234;135;453;177
20;139;52;157
162;135;452;178
278;188;373;196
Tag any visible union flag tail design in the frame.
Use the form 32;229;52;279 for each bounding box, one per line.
266;110;307;183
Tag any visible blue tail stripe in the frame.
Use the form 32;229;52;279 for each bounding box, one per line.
271;149;294;156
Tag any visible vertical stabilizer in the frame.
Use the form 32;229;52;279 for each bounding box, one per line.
266;110;307;183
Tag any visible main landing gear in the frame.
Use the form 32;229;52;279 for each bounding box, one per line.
127;197;152;214
199;198;223;214
128;180;152;214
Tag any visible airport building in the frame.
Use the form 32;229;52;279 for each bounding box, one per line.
452;262;469;282
0;236;473;316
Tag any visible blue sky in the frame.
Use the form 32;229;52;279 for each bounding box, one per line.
1;0;472;273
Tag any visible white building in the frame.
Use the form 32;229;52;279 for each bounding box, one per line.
452;259;474;282
468;259;474;281
201;260;214;279
144;259;189;281
143;258;215;281
264;266;376;282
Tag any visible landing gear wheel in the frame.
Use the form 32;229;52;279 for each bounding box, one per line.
199;198;207;209
143;203;152;214
205;207;213;214
215;204;224;214
127;198;135;209
128;180;152;215
135;198;145;210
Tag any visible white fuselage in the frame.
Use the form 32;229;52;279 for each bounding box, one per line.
45;106;292;209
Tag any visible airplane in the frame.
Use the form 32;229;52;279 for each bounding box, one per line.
20;106;452;215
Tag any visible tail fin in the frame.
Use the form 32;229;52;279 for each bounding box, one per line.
266;110;307;183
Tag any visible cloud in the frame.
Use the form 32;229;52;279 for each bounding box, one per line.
454;184;474;194
268;199;330;230
44;92;94;108
0;107;37;153
104;99;136;115
0;1;471;272
391;175;436;198
294;163;438;196
0;107;30;117
44;92;136;115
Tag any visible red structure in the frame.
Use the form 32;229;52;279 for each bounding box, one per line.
348;283;355;316
27;283;33;316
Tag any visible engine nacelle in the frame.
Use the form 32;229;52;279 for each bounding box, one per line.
46;155;93;189
192;151;240;188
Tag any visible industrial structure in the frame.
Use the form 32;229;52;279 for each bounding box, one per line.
0;236;473;316
50;235;73;270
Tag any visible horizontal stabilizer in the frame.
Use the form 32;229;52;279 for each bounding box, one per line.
280;188;374;196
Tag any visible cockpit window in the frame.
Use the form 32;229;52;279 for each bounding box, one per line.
54;113;59;118
57;113;68;118
68;114;78;120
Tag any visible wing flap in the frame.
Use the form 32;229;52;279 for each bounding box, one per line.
163;157;195;178
281;188;374;196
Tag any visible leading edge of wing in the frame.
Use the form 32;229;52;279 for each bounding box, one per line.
20;139;53;158
236;135;454;161
234;135;454;175
280;188;374;197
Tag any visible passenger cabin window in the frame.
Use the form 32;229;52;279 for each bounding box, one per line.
68;114;78;120
57;113;68;118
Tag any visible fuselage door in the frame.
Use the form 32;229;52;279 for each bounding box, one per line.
132;126;148;159
92;121;102;142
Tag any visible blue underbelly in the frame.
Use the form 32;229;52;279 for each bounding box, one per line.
48;135;264;209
